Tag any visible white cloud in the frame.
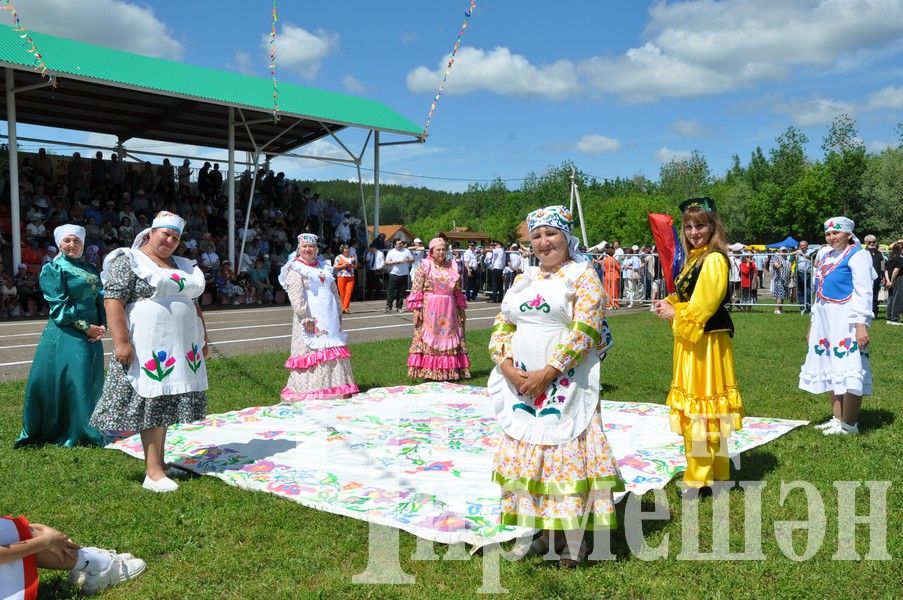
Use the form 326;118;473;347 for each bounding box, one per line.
865;85;903;110
400;32;419;44
230;51;254;76
774;97;856;126
15;0;183;59
408;1;903;103
866;139;897;153
266;24;339;80
575;134;621;155
84;133;227;164
406;46;580;100
581;0;903;101
342;75;366;94
671;119;714;138
655;147;693;163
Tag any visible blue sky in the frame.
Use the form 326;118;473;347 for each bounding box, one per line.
7;0;903;192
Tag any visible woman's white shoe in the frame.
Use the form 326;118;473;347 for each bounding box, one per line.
142;475;179;492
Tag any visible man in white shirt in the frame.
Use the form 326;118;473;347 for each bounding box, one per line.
408;238;425;289
622;249;642;308
364;243;385;300
489;241;505;302
383;239;413;312
794;240;814;314
461;241;480;300
728;251;741;310
505;243;523;293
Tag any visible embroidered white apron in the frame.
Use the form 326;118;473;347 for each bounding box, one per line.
292;260;347;350
120;251;209;397
488;261;600;445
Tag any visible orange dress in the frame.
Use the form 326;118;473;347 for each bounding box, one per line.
601;256;621;309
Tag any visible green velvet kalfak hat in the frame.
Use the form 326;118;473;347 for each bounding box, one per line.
679;196;717;213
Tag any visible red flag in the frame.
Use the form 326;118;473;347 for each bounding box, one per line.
648;213;678;294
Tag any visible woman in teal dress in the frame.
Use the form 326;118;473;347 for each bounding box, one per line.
15;225;107;448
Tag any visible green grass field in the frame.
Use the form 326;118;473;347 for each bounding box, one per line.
2;311;900;599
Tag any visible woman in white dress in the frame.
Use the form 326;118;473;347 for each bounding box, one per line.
799;217;877;435
488;205;622;567
279;233;358;401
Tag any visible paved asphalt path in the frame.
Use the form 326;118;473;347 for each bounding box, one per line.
0;299;508;382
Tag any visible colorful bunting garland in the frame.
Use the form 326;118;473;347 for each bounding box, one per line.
421;0;476;139
269;0;279;123
1;0;56;86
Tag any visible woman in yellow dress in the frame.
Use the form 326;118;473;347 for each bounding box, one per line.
654;197;744;494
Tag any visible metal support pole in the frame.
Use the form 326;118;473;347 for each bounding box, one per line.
569;167;576;213
573;179;588;248
355;161;369;242
237;153;260;272
228;107;236;266
373;130;380;235
5;68;21;270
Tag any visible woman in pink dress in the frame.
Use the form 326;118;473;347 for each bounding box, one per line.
405;238;471;380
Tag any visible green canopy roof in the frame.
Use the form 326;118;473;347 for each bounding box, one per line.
0;24;423;154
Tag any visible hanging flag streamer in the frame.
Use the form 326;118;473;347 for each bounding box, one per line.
269;0;279;122
1;1;56;86
421;0;476;139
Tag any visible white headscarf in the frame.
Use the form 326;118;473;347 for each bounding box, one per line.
53;224;86;247
130;211;186;249
525;205;587;263
824;216;861;246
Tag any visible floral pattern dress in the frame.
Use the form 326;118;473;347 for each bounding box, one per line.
488;261;622;531
405;259;470;380
282;267;358;400
90;254;207;432
771;255;789;300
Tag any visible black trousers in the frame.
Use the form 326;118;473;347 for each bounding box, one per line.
489;268;504;302
365;270;384;299
463;270;479;300
386;274;408;309
873;278;882;318
888;281;903;322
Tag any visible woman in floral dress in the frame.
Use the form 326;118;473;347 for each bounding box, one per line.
770;248;790;313
91;212;209;493
488;205;621;568
406;238;470;380
279;233;358;401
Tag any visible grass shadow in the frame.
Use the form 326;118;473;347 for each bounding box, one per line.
858;407;895;432
732;449;778;481
600;382;619;395
180;438;299;474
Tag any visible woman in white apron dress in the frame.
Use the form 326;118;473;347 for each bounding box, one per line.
279;233;358;401
91;212;209;493
488;205;622;568
800;217;876;435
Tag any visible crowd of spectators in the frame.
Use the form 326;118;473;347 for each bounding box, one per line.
1;148;899;319
0;148;365;317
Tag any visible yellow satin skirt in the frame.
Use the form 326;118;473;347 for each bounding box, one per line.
667;330;744;487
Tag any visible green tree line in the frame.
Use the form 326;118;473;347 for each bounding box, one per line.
298;115;903;246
